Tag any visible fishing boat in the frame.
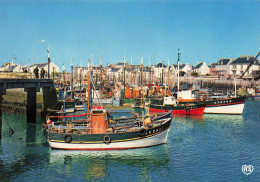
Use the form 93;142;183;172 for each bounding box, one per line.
149;96;205;115
204;96;246;115
176;84;246;115
204;76;246;114
178;90;246;115
44;106;172;150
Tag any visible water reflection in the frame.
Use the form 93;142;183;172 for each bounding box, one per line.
1;112;46;145
204;114;244;124
49;145;170;181
172;113;245;128
1;103;259;181
0;146;49;181
173;114;204;122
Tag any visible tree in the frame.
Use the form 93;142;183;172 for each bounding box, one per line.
179;70;186;77
191;72;198;77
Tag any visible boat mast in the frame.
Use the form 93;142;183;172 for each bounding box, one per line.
123;55;126;100
168;58;170;95
141;55;144;105
63;64;66;113
177;49;181;92
152;66;154;87
80;60;82;93
149;55;151;87
91;54;94;100
141;55;144;121
87;59;91;117
71;57;74;100
100;56;102;100
234;76;237;97
165;62;167;96
63;64;65;89
47;47;50;79
131;56;132;88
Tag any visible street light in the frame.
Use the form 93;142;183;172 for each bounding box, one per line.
32;40;45;65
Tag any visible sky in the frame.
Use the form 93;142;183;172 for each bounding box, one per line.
0;0;260;69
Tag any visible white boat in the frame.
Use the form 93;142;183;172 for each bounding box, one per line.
204;97;246;115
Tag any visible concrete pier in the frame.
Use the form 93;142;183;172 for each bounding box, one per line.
26;123;36;146
43;87;57;112
25;87;37;123
0;79;56;123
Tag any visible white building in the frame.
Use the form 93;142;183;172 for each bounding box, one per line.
172;64;193;75
29;62;60;75
214;58;234;77
229;55;260;77
193;62;210;75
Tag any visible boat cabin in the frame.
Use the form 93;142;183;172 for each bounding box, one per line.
163;96;177;106
90;106;108;134
177;90;199;102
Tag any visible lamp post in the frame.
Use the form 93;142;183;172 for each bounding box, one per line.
32;40;45;65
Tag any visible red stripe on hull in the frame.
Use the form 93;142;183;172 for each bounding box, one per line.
149;107;205;115
149;108;168;113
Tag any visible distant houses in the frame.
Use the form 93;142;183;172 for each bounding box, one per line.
229;55;260;77
29;62;60;74
171;64;193;75
1;54;259;82
0;62;23;72
213;58;234;77
0;62;60;78
210;55;260;78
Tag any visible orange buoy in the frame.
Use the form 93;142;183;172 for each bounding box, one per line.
178;97;183;102
46;118;52;124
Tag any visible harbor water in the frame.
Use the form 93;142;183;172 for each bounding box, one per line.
0;100;259;181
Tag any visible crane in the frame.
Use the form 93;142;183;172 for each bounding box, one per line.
240;52;260;79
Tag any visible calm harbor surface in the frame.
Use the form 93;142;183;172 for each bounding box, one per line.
0;100;259;181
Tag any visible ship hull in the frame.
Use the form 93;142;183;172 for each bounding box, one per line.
204;97;245;115
149;104;205;115
47;118;171;150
